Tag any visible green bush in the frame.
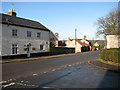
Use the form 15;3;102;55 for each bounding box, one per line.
94;46;100;48
100;48;120;63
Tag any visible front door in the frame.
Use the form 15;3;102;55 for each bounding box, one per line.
27;45;31;57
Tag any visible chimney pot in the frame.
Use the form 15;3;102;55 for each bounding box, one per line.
84;35;86;40
7;9;16;17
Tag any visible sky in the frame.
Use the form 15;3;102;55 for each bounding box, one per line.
2;1;118;40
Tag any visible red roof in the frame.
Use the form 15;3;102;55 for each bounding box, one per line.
75;39;89;46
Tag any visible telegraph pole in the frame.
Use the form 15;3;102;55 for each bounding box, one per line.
75;28;77;53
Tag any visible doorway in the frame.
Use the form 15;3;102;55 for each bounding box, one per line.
27;44;31;57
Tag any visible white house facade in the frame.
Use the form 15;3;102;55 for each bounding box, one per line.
106;34;120;48
0;9;50;58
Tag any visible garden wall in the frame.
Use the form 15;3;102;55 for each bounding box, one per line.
50;47;75;55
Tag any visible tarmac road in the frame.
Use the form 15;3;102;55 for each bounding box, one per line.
2;51;120;88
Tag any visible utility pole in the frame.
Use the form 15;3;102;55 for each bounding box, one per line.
75;28;77;53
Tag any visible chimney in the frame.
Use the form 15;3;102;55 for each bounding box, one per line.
83;35;86;40
68;37;70;40
7;9;16;17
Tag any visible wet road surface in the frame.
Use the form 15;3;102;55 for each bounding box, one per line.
2;51;120;88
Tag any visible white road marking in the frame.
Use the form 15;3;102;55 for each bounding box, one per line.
68;65;71;67
7;79;13;82
52;69;56;71
25;81;29;83
0;81;7;84
33;74;38;76
17;83;35;87
42;86;51;88
2;82;15;88
21;81;24;83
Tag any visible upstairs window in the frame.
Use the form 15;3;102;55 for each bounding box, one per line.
27;31;31;37
12;29;17;36
37;32;41;38
12;44;17;54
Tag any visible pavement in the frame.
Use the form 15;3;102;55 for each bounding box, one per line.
1;53;76;64
1;53;87;64
88;60;120;73
1;51;93;64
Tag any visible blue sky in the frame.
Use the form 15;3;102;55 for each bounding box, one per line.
2;2;118;40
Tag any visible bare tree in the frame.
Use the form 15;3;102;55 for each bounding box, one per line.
96;8;119;38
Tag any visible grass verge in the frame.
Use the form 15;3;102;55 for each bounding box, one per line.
97;58;120;67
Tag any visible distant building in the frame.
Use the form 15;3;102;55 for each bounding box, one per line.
58;40;66;46
65;35;90;52
50;31;58;47
88;40;105;50
0;9;51;58
93;41;100;50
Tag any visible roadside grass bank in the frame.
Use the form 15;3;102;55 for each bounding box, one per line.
97;58;120;67
88;48;120;72
88;59;120;72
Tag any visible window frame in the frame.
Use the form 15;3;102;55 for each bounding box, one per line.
12;44;18;54
40;44;44;50
37;32;41;38
12;29;17;36
27;31;31;37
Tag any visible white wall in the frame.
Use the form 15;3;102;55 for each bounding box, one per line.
81;39;89;44
106;35;120;48
0;23;2;56
2;24;50;56
66;40;82;52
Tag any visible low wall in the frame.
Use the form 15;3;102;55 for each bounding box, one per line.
50;47;75;55
2;47;75;59
2;52;50;60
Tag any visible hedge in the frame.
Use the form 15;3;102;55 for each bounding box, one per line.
100;48;120;63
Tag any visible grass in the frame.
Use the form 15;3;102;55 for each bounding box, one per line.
97;58;120;67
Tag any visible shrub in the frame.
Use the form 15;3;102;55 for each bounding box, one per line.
100;48;120;63
94;46;100;48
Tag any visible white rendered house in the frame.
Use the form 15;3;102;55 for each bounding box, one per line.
0;9;50;58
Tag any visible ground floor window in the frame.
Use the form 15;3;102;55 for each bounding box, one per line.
12;44;17;54
40;44;44;50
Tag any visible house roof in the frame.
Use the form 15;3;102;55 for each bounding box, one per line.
75;39;89;46
0;13;50;31
50;31;58;40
